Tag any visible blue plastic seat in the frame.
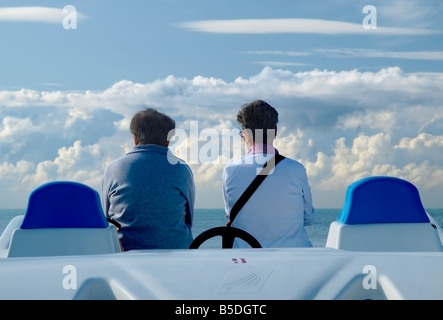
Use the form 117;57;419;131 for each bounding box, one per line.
2;181;122;257
21;181;109;229
326;176;443;252
336;176;429;224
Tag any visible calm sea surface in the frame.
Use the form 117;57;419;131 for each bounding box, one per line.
191;208;443;248
1;208;442;249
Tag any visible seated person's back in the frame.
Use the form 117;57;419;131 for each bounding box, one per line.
102;108;195;250
223;100;314;248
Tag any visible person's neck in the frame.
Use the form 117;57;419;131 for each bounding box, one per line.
248;143;277;155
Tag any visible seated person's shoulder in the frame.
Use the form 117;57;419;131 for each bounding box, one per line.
280;157;307;175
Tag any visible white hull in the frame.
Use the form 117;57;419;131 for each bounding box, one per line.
1;247;443;300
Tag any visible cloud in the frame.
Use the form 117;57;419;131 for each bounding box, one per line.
316;49;443;61
244;49;443;61
0;6;86;23
0;66;442;209
177;18;440;35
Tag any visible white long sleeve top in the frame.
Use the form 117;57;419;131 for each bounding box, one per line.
222;144;314;248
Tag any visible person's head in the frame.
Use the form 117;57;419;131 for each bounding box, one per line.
130;108;175;146
236;99;278;145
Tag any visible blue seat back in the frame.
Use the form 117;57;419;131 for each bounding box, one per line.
21;181;108;229
337;176;429;224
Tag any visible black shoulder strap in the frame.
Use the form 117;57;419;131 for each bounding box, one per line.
228;154;286;226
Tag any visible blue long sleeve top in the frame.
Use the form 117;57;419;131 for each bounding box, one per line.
102;144;195;250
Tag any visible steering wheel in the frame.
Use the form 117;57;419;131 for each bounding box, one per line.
189;226;262;249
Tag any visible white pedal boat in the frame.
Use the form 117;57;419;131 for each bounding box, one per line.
0;176;442;300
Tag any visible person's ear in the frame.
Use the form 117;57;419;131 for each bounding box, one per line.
132;133;139;145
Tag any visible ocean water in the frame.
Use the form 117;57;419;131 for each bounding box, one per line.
191;208;342;248
191;208;443;248
1;208;443;249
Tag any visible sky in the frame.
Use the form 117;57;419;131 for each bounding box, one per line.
0;0;442;210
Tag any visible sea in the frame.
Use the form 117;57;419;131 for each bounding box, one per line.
2;208;443;249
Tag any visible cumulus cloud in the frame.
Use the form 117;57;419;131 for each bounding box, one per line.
0;66;442;209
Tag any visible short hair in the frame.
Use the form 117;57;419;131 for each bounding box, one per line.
236;100;279;143
130;108;175;146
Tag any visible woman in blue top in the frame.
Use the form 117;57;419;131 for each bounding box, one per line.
222;100;314;248
102;108;195;250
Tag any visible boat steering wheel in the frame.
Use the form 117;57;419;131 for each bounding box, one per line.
189;226;262;249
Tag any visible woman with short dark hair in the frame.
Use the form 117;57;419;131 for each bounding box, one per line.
223;100;314;248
